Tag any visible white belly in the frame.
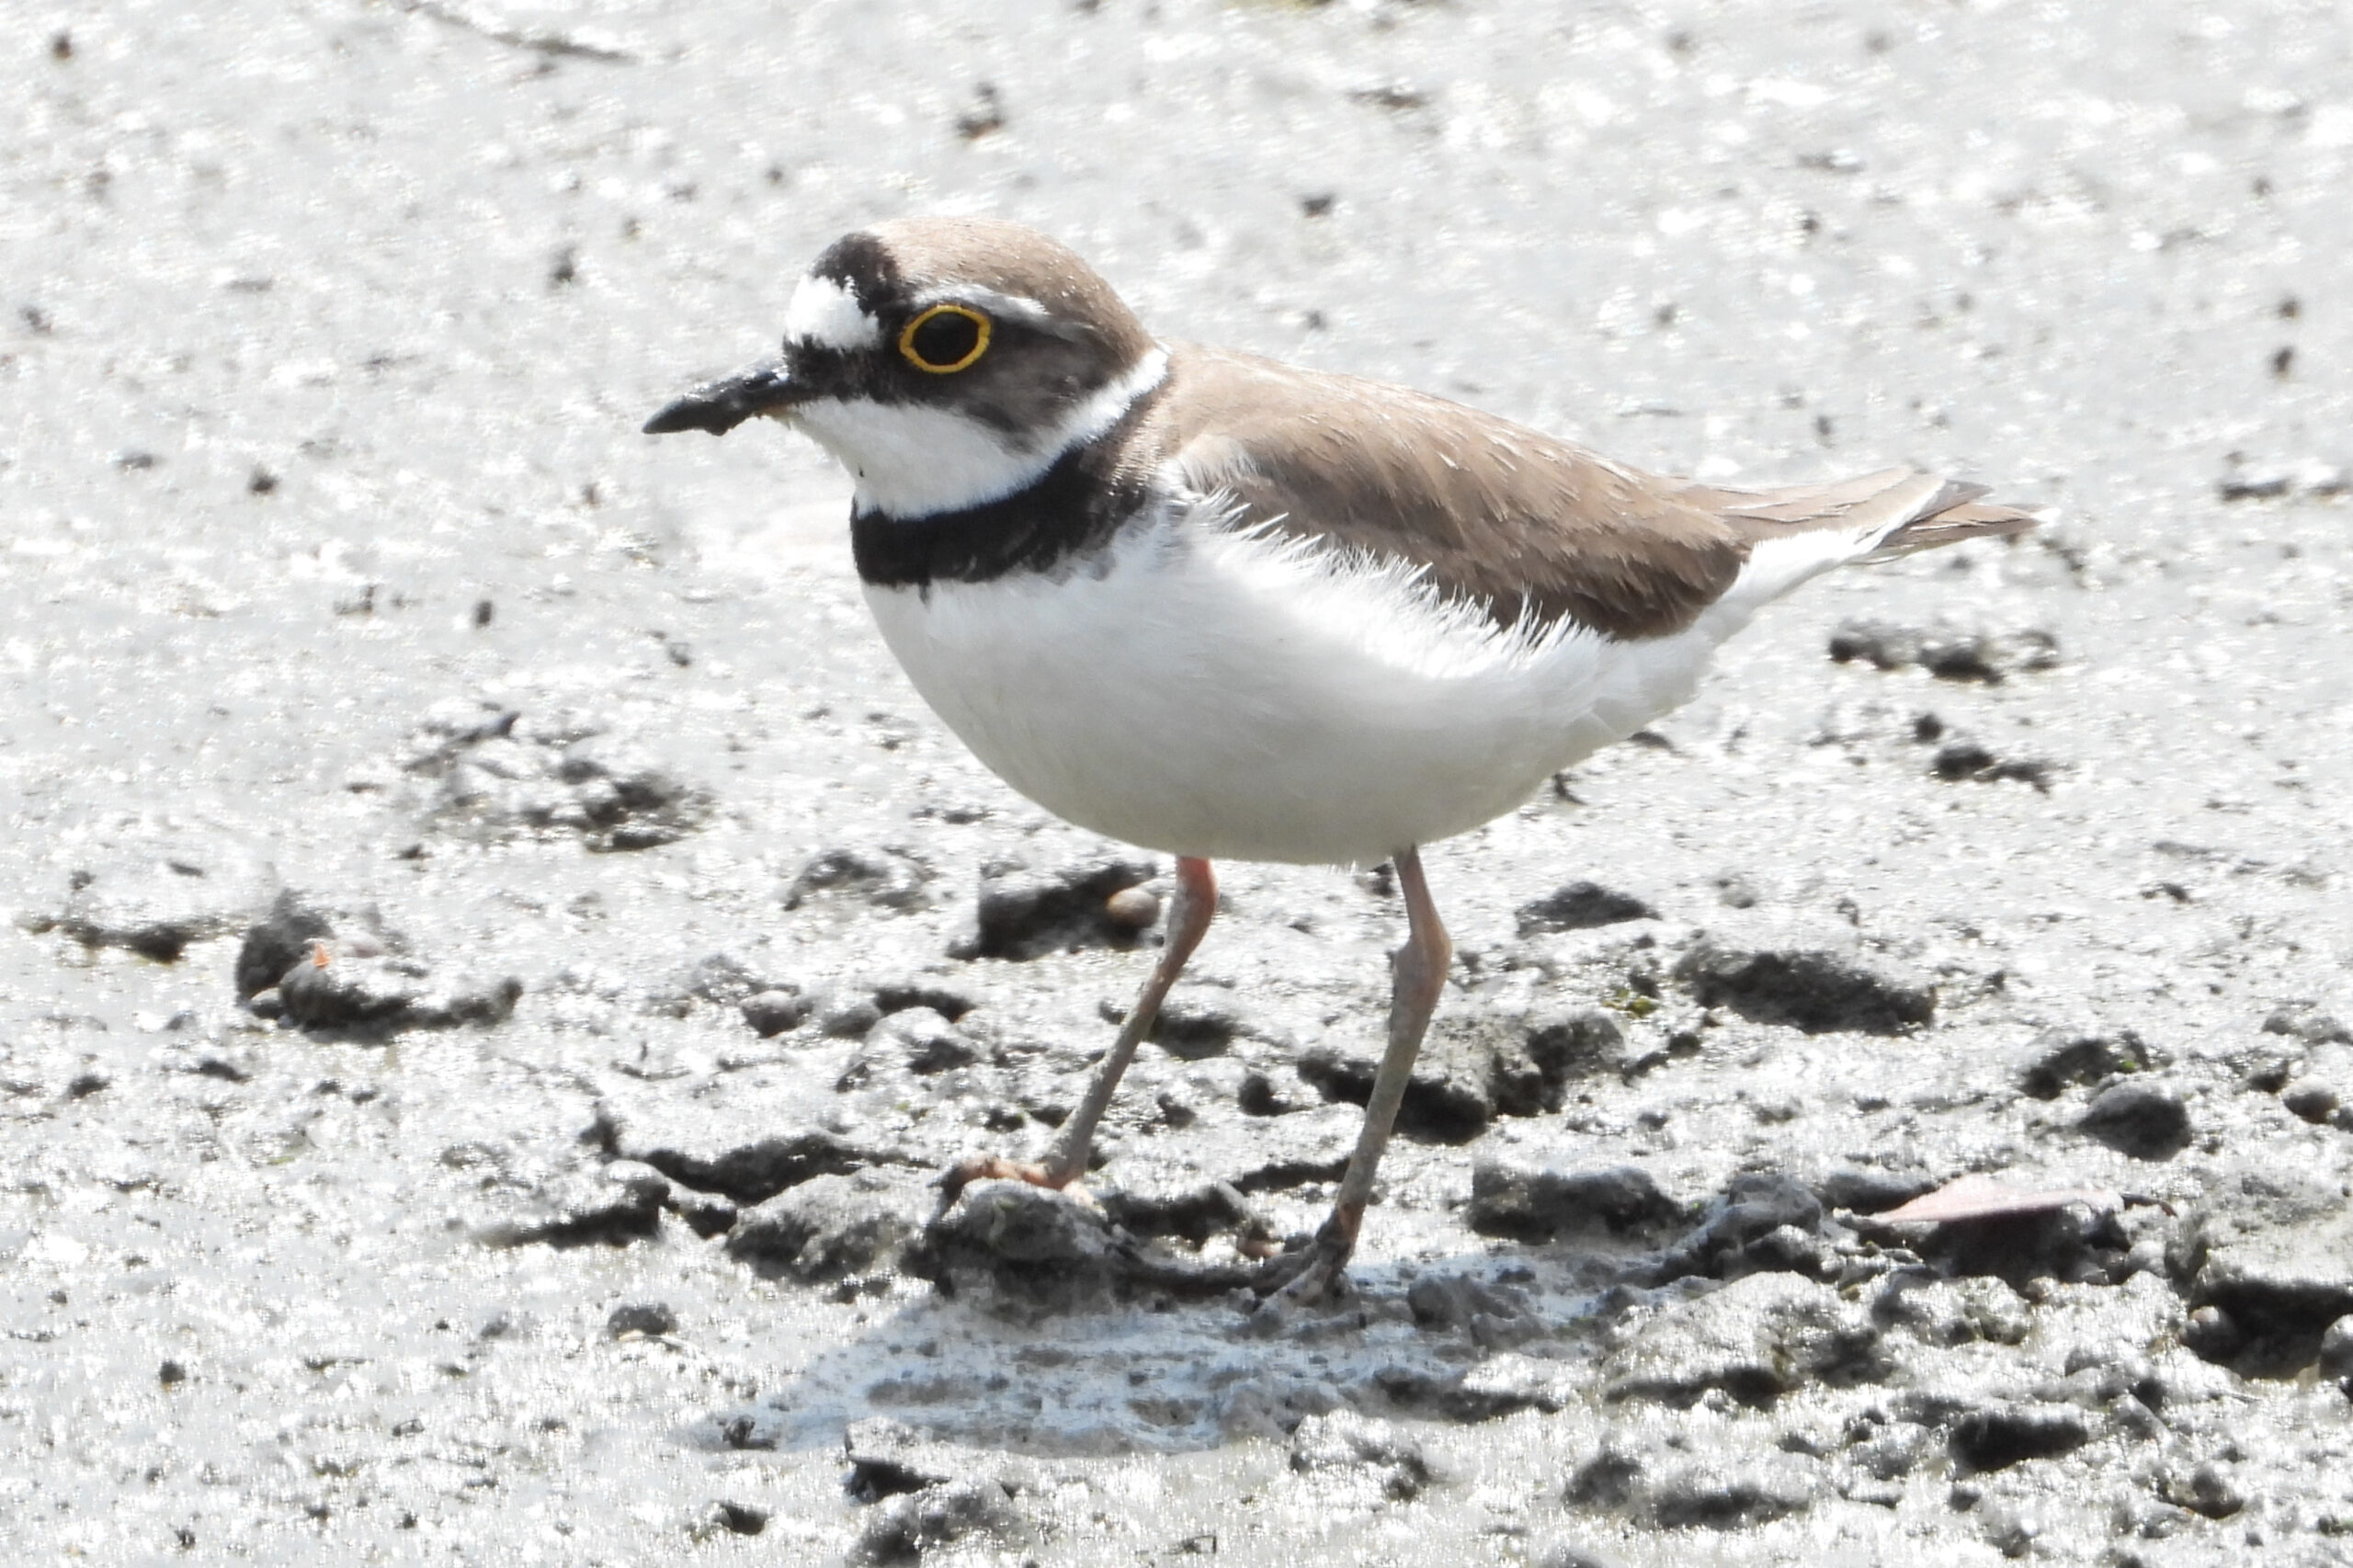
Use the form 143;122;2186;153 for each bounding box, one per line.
863;517;1756;866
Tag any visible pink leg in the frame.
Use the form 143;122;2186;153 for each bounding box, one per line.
1266;846;1450;1302
942;858;1218;1201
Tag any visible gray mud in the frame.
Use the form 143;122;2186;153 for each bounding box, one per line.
6;2;2353;1563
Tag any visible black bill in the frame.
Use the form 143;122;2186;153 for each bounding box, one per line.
641;358;799;437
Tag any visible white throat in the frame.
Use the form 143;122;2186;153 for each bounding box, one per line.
791;348;1168;519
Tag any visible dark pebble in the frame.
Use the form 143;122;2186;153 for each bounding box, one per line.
2018;1029;2161;1098
1515;880;1657;936
1827;619;2058;682
1674;940;1933;1035
2264;1003;2353;1045
2317;1315;2353;1388
1468;1159;1685;1242
1948;1403;2090;1471
605;1301;678;1338
740;989;812;1037
964;853;1156;960
699;1501;767;1537
2281;1079;2340;1123
1816;1167;1938;1213
725;1172;921;1282
2077;1080;2191;1160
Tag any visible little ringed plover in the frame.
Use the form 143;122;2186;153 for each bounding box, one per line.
644;217;2037;1302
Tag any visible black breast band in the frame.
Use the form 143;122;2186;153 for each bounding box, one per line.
849;405;1154;589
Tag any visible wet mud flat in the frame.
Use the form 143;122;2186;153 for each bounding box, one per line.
5;1;2353;1563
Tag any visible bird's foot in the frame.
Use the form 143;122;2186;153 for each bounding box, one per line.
936;1154;1087;1216
1247;1229;1355;1308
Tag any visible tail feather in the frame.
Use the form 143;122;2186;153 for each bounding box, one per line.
1683;467;2040;562
1853;494;2040;563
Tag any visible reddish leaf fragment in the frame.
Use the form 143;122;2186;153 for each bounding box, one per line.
1869;1173;2119;1227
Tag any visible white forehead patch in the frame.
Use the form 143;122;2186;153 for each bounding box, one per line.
783;273;882;352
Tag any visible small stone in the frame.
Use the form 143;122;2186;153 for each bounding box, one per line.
2181;1461;2245;1519
1468;1160;1685;1242
741;989;811;1038
2318;1314;2353;1375
2018;1029;2161;1098
1300;1036;1492;1142
913;1180;1123;1311
158;1359;187;1386
2181;1304;2244;1361
867;1010;977;1075
1148;993;1245;1058
811;987;886;1040
606;1301;678;1338
471;1160;669;1248
2281;1078;2341;1124
1816;1167;1938;1213
2189;1245;2353;1374
1677;1173;1824;1278
1874;1275;2031;1347
1515;881;1657;936
1403;1271;1540;1344
1674;940;1932;1035
1826;619;2058;682
852;1482;1021;1564
1645;1458;1816;1528
694;1500;768;1538
1930;739;2051;789
1103;885;1161;931
967;853;1156;960
2078;1080;2191;1160
2263;1004;2353;1045
1489;1007;1629;1115
26;853;258;961
1947;1403;2091;1471
725;1172;921;1282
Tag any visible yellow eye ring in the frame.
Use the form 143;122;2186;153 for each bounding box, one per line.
898;303;992;373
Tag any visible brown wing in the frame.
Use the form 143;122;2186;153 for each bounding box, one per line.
1132;345;1747;641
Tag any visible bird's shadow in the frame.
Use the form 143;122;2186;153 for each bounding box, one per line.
684;1203;1651;1461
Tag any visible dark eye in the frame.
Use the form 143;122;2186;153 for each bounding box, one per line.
899;303;991;373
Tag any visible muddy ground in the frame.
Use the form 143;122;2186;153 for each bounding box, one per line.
5;1;2352;1563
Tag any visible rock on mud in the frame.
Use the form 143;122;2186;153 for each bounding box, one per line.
238;890;521;1034
1567;1438;1818;1528
955;852;1157;960
2076;1079;2191;1160
1468;1160;1687;1243
1673;939;1933;1035
1827;619;2060;682
724;1170;926;1282
1515;881;1658;935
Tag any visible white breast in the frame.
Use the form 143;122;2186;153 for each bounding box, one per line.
861;504;1811;867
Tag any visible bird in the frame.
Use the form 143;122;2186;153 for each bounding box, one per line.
642;216;2037;1303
